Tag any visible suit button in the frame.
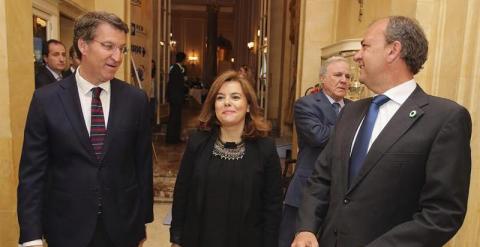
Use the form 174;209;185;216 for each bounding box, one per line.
343;198;350;204
334;229;338;235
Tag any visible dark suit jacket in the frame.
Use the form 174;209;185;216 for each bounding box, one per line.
18;76;154;247
166;63;187;104
285;90;350;207
297;86;471;247
35;65;58;89
170;129;283;247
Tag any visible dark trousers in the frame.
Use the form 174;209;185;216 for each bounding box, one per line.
278;204;298;247
166;101;183;143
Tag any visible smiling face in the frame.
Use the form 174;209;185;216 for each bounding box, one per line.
214;80;250;129
321;61;351;101
78;23;126;84
353;19;390;93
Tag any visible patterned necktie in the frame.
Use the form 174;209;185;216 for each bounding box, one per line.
90;87;106;160
349;95;390;183
332;102;341;115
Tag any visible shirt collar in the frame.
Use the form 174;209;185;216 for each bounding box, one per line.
46;65;63;80
323;91;345;107
381;79;417;105
75;66;111;96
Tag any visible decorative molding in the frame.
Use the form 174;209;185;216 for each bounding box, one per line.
59;0;88;19
321;39;361;59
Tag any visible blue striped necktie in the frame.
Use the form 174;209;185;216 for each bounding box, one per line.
90;87;106;160
349;95;390;183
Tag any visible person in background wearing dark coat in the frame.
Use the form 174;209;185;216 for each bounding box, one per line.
166;52;188;144
292;16;471;247
64;45;81;78
278;56;351;247
18;11;153;247
170;70;283;247
35;39;67;89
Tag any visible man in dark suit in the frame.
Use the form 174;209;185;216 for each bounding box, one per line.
35;39;67;89
278;56;351;247
166;52;188;144
18;11;153;247
292;16;471;247
63;45;81;78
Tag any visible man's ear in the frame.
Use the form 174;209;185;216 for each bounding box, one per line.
386;40;402;63
78;38;88;56
43;55;48;64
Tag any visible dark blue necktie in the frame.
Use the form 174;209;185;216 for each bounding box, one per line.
332;102;341;115
349;95;390;183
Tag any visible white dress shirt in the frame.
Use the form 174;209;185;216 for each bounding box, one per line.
46;65;63;81
351;79;417;152
324;92;346;108
20;68;111;247
76;67;111;134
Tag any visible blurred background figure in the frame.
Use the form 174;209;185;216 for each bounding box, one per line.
64;45;81;78
166;51;188;144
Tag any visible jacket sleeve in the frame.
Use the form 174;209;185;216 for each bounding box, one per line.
135;92;154;224
262;139;283;247
295;131;334;234
368;107;472;247
170;135;197;245
17;92;50;243
294;97;334;147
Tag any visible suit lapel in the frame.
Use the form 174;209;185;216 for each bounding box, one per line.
347;87;428;193
57;77;97;161
317;91;337;122
340;100;370;192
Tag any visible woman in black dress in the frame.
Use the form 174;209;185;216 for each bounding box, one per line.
170;70;282;247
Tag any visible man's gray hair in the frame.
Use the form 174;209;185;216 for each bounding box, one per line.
319;56;348;78
385;16;428;75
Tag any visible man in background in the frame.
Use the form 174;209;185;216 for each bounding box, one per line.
166;51;188;144
35;39;67;88
279;56;351;247
64;45;81;77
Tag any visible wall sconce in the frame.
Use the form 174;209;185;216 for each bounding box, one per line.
230;57;235;63
188;50;199;64
247;41;255;50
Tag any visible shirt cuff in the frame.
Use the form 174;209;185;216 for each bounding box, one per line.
20;239;43;246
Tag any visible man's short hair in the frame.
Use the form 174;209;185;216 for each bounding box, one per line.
175;52;186;63
385;16;428;75
319;56;348;78
43;39;65;57
69;45;78;60
73;11;129;60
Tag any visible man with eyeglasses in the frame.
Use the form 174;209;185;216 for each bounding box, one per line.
18;11;153;247
35;39;67;89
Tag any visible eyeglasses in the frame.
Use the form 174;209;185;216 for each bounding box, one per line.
91;39;128;54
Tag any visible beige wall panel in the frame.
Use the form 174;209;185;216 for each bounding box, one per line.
0;0;34;245
296;0;337;98
70;0;95;11
60;15;75;53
